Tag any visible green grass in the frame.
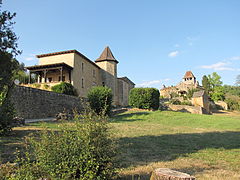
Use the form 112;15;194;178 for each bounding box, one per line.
1;110;240;179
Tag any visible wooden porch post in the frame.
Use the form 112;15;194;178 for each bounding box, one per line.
28;71;31;84
69;70;71;83
60;67;63;82
44;70;47;83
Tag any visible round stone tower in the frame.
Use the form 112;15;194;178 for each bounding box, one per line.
95;46;119;105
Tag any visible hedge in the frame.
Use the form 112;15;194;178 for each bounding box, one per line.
129;88;160;110
87;86;112;116
51;82;76;96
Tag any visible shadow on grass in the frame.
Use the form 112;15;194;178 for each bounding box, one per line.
118;131;240;178
0;129;40;163
111;112;150;123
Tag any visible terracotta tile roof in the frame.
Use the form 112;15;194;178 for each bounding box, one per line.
26;62;73;71
36;50;100;69
183;71;195;79
95;46;119;63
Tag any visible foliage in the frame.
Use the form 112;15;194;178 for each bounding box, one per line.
87;86;113;116
33;83;41;88
223;85;240;97
236;74;240;86
180;101;192;106
186;88;199;99
0;88;15;135
43;84;49;89
207;72;225;101
169;99;181;105
202;75;210;94
211;86;225;101
51;82;76;96
170;92;179;98
207;72;223;88
11;114;117;180
224;93;240;111
129;88;160;110
0;3;20;135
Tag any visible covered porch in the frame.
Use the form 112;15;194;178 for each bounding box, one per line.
25;62;73;86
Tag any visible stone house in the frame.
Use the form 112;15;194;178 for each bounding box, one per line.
160;71;200;98
191;90;211;114
25;46;135;106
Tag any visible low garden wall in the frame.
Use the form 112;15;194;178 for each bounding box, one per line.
168;104;204;114
10;85;86;119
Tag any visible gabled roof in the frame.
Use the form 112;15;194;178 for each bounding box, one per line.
192;90;205;98
36;50;100;69
118;77;135;85
95;46;119;63
183;71;195;79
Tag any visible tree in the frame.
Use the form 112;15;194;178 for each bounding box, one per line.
202;75;210;94
207;72;224;101
207;72;223;89
236;75;240;86
0;2;21;135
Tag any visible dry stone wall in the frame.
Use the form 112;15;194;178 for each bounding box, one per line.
10;85;86;119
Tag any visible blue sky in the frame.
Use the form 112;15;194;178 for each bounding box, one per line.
3;0;240;88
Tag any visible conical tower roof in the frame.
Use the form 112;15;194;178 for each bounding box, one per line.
95;46;119;63
183;71;195;79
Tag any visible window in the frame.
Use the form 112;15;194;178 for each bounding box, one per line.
93;69;96;77
82;63;84;72
102;82;105;86
82;78;84;88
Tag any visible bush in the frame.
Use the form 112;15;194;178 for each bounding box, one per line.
51;82;76;96
11;114;117;180
87;86;113;116
169;99;181;105
0;86;16;136
224;94;240;111
129;88;160;110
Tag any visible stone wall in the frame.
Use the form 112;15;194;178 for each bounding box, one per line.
168;104;204;114
10;85;86;119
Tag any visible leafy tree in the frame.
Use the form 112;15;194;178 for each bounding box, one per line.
202;75;210;94
207;72;224;101
236;75;240;86
0;2;21;135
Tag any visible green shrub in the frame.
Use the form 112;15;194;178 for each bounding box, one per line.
33;83;41;88
181;101;192;106
87;86;112;116
51;82;76;96
43;84;49;89
169;99;181;105
0;86;16;136
12;114;117;180
129;88;160;110
225;94;240;111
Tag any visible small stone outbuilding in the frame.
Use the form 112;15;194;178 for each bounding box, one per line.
192;90;211;114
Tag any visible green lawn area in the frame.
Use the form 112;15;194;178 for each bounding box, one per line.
1;110;240;179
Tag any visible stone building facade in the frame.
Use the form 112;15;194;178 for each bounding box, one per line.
25;47;135;106
160;71;199;98
191;90;211;114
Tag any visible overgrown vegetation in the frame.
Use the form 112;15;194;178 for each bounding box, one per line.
6;114;116;180
129;88;160;110
51;82;76;96
0;2;21;135
87;86;113;116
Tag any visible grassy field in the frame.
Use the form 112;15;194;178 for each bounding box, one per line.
1;110;240;179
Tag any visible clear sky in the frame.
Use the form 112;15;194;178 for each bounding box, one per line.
3;0;240;88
